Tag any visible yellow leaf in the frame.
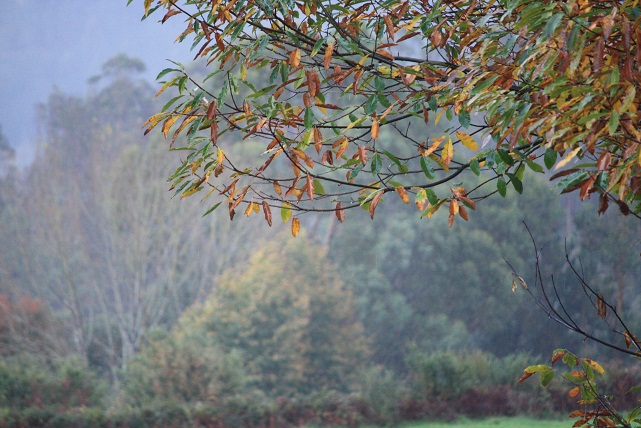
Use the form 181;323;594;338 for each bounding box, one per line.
585;359;605;375
554;147;581;170
244;202;255;217
454;131;478;151
217;147;225;164
441;137;453;166
434;109;445;125
291;217;301;237
161;115;180;138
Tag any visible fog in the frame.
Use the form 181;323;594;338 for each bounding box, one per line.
0;1;187;166
1;1;640;427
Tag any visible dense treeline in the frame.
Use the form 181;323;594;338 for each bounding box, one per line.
0;56;640;426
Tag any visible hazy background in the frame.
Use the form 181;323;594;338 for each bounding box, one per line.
0;1;187;167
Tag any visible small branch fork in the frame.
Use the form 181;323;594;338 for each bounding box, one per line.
506;222;641;358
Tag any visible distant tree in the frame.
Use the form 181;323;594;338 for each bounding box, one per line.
0;124;15;179
178;236;369;396
3;56;264;375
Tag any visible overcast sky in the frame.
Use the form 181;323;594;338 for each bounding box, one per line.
0;1;189;166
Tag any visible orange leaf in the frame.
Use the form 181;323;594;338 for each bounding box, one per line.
395;186;409;203
568;387;581;398
371;118;379;140
289;48;301;68
518;372;535;383
292;217;301;237
449;199;459;216
324;42;334;70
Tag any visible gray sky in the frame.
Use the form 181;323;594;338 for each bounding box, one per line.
0;1;189;166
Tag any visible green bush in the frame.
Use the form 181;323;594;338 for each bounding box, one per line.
405;347;533;399
0;355;106;411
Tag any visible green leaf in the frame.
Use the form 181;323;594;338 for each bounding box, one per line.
470;158;480;176
544;13;563;37
540;370;555;387
202;201;223;217
304;106;314;129
156;67;179;80
445;108;453;121
526;160;543;173
562;353;578;367
544;148;557;170
313;179;325;195
365;95;378;114
281;203;292;222
508;173;523;193
425;188;439;205
371;153;383;176
348;164;364;181
608;111;620;136
459;110;471;128
375;76;386;92
420;156;435;179
470;75;499;96
496;149;514;166
497;177;507;197
310;37;326;57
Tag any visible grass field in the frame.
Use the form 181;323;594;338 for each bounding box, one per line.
395;417;570;428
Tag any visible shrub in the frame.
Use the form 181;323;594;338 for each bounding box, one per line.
0;355;106;411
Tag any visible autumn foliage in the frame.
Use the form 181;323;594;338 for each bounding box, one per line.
138;0;640;229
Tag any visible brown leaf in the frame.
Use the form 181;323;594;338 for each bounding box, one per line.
262;201;272;226
210;120;219;145
306;174;314;200
597;293;607;319
336;202;345;222
321;150;334;165
459;205;469;221
291;217;301;237
358;145;368;165
448;214;455;228
313;127;323;154
383;15;396;39
549;168;580;181
206;100;218;121
215;32;225;51
369;190;384;219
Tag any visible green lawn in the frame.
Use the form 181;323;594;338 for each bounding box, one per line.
396;417;570;428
